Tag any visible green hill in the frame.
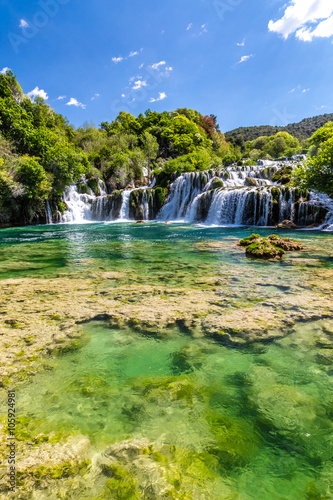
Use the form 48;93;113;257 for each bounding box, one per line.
225;114;333;143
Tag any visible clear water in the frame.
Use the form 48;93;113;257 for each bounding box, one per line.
0;222;333;498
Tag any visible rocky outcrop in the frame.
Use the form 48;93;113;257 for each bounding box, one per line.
276;220;299;229
239;234;303;259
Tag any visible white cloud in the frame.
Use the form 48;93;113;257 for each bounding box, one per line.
149;92;167;103
129;51;138;57
132;79;147;90
112;56;124;64
199;24;208;35
91;93;100;100
166;66;173;72
27;86;49;100
19;19;29;28
303;88;310;93
0;67;10;74
237;39;245;46
57;95;66;100
268;0;333;42
139;63;144;69
129;75;142;82
186;23;192;31
151;61;166;70
66;97;86;109
121;93;126;98
238;54;254;63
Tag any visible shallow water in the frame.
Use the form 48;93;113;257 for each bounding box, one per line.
1;223;333;498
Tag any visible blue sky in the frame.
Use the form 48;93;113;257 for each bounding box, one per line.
1;0;333;132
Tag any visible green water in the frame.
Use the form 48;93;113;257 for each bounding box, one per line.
1;223;333;498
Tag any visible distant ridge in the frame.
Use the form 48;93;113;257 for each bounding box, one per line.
225;113;333;143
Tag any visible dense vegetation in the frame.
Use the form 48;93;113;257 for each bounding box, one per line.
0;71;332;226
225;113;333;144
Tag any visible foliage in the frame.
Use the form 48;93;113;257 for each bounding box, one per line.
293;126;333;195
226;113;333;143
243;131;300;160
0;71;89;223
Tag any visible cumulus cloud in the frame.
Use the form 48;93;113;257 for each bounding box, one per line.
0;67;10;74
112;56;123;64
149;92;167;103
57;95;66;100
237;39;245;46
66;97;86;109
27;86;49;100
151;61;166;70
268;0;333;42
238;54;254;63
132;79;147;90
19;19;29;28
129;51;138;57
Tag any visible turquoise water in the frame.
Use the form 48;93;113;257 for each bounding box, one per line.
1;223;333;498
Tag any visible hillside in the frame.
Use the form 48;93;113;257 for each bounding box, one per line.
225;114;333;143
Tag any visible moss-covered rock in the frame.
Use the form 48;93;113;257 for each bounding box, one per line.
211;177;224;189
271;165;293;185
276;220;299;229
77;183;90;195
244;177;257;187
87;177;100;196
238;234;303;259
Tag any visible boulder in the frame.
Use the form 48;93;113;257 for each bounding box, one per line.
238;233;303;259
276;220;299;229
211;177;224;189
244;177;257;187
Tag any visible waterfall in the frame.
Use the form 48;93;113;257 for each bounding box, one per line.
98;178;107;196
61;185;95;223
118;189;133;220
45;201;53;224
158;172;212;221
56;165;332;228
142;189;149;220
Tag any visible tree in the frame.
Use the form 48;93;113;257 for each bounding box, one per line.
141;132;159;175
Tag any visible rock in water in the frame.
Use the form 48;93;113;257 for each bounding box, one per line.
276;220;299;229
238;234;303;259
135;220;145;224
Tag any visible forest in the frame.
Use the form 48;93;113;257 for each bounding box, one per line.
0;70;332;226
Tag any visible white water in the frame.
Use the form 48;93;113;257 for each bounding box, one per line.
118;189;133;221
59;167;333;229
98;178;107;196
45;201;53;224
61;185;95;223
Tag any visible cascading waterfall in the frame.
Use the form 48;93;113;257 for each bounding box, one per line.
158;171;212;221
58;165;332;228
118;189;133;220
61;184;95;223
